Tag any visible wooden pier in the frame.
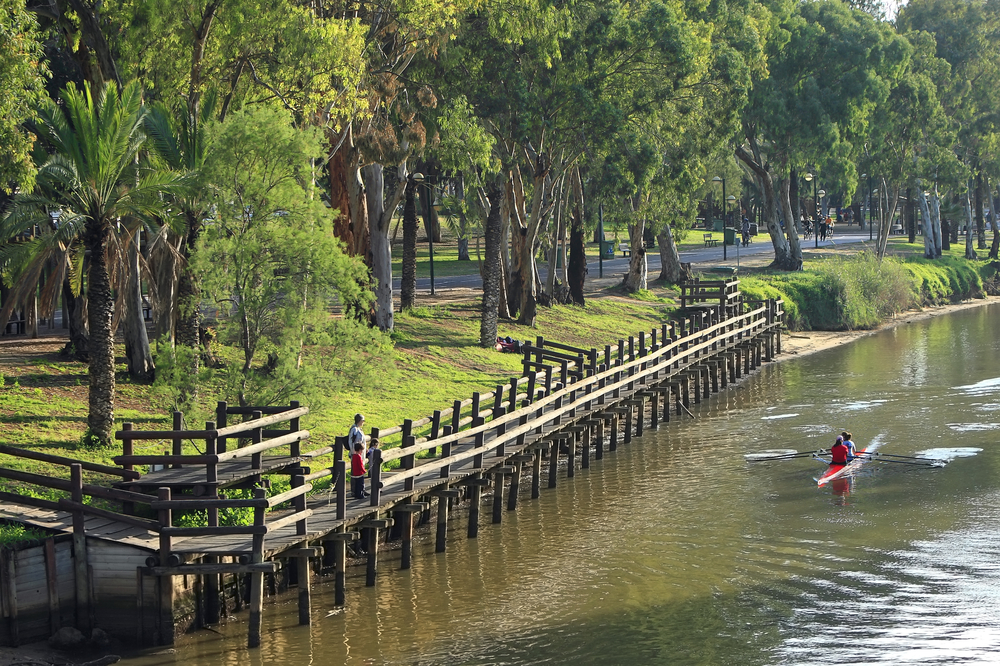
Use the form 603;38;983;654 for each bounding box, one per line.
0;283;782;649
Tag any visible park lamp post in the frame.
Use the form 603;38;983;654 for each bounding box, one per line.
816;189;826;248
803;172;813;233
713;175;727;260
728;194;738;268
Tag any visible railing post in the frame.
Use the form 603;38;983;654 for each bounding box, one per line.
155;485;171;644
215;401;228;453
471;393;484;468
250;411;263;471
292;473;310;626
121;422;134;475
440;425;453;478
430;410;441;456
205;422;218;527
171;411;183;468
370;449;383;506
289;400;301;457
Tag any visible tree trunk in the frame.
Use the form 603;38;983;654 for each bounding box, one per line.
965;188;978;260
328;140;355;252
735;144;797;270
790;168;800;233
61;278;88;360
400;183;418;310
456;173;470;261
918;188;937;259
991;186;1000;260
418;161;442;243
622;216;647;292
479;185;503;347
150;232;179;342
123;234;154;381
779;177;803;260
366;164;394;330
84;220;116;446
906;186;916;243
567;166;586;306
976;174;987;249
656;226;689;283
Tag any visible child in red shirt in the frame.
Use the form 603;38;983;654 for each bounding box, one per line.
351;442;368;499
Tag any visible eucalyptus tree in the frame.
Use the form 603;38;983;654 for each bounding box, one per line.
898;0;1000;254
2;81;187;446
737;0;909;270
862;30;957;259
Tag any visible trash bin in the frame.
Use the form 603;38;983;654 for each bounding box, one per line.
713;219;724;232
724;228;737;245
600;240;615;258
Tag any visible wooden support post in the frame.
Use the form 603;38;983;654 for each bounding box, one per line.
508;456;530;510
43;538;59;634
624;407;633;444
682;376;691;411
650;388;659;425
634;400;644;437
491;468;513;523
531;448;542;499
436;494;449;553
69;464;92;635
394;506;419;570
547;438;560;488
247;487;267;649
595;418;605;460
566;432;576;478
692;368;702;404
468;474;482;538
581;428;591;469
291;474;310;626
610;415;619;451
431;489;459;552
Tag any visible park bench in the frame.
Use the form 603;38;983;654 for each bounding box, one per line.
703;233;718;248
619;242;631;257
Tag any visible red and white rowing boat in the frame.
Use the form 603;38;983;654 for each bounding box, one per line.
817;441;880;487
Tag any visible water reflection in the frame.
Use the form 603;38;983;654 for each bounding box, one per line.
123;304;1000;666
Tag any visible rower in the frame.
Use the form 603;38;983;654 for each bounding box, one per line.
829;436;848;465
841;431;856;461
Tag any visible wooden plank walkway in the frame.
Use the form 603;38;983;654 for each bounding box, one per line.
0;287;783;649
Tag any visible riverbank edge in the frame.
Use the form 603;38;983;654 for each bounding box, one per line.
780;295;998;358
1;294;995;666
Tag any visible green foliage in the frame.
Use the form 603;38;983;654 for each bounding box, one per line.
742;252;981;331
0;0;47;192
0;522;47;549
79;428;107;450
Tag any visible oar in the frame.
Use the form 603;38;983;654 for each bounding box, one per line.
745;449;825;462
872;452;943;462
857;454;944;467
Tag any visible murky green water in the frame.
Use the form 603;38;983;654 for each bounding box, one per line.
125;304;1000;665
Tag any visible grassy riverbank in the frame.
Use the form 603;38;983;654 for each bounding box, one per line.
0;237;991;506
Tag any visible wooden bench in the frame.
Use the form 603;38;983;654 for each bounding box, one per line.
703;233;718;248
619;242;631;257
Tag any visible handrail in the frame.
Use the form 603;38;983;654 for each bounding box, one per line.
380;302;773;466
0;445;141;480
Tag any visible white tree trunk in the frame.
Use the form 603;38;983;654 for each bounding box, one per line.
917;187;937;258
365;162;409;331
964;188;978;260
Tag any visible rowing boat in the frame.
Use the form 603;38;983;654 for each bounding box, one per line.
816;441;880;487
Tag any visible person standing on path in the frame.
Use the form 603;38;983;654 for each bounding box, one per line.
351;442;368;499
346;413;366;460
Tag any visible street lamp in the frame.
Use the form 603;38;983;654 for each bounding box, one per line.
713;175;727;260
728;194;738;268
816;189;826;248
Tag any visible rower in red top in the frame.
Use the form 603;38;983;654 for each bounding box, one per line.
829;436;848;465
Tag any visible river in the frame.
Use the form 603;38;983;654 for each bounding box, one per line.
125;303;1000;666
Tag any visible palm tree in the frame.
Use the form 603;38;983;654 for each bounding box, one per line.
1;80;187;446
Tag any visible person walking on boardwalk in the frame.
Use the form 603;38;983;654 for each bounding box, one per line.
830;436;848;465
351;442;368;499
841;431;857;461
366;437;381;478
346;413;366;460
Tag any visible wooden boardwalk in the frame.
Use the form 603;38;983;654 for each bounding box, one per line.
0;285;782;649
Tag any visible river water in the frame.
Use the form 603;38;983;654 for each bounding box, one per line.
126;304;1000;666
